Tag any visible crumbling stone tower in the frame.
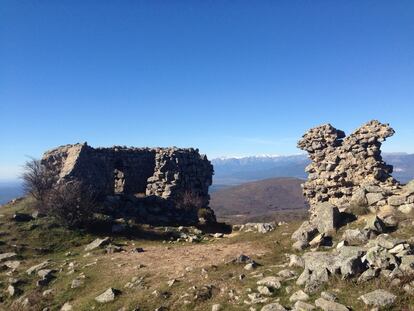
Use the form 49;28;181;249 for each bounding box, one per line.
298;120;399;214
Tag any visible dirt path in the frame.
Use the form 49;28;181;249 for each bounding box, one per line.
109;238;267;279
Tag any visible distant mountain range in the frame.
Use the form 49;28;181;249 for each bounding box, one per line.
1;152;413;206
211;153;414;187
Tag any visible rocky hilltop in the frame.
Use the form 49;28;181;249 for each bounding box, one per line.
1;121;413;311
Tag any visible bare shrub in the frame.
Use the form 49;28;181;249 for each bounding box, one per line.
22;158;55;202
44;181;99;229
177;191;204;211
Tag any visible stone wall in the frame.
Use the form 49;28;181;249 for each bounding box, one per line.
41;143;214;224
298;120;401;215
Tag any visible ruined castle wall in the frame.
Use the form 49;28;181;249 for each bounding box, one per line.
146;148;213;206
298;120;399;214
91;147;156;195
41;143;213;208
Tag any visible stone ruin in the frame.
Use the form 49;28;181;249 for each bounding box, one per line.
298;120;400;215
290;121;414;301
41;143;215;225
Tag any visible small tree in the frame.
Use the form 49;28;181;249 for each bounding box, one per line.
22;158;55;202
44;181;98;229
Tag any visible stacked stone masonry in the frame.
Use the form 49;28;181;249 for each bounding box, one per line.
41;143;214;224
291;121;414;301
298;120;406;215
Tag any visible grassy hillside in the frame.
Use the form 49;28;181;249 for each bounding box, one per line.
0;197;413;310
210;177;308;224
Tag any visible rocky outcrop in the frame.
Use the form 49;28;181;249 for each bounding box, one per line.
41;143;214;225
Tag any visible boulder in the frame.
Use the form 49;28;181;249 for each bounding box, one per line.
293;301;315;311
257;276;281;289
359;289;396;307
95;288;120;303
364;216;386;233
366;192;384;206
260;303;287;311
314;298;349;311
357;267;380;283
27;260;51;275
257;285;272;296
289;290;309;302
0;252;17;262
292;221;318;242
61;302;73;311
211;304;222;311
85;237;111;251
342;229;368;246
365;246;398;270
320;291;337;302
404;180;414;195
398;203;414;214
388;195;407;206
288;254;305;268
293;240;309;251
372;234;404;249
257;222;276;233
350;188;367;207
312;202;341;233
399;255;414;274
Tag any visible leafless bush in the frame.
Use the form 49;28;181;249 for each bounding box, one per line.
177;191;204;211
22;158;55;202
44;181;99;228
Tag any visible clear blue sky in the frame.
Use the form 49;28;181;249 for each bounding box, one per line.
1;1;414;180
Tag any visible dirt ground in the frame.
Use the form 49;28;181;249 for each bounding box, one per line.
108;237;268;279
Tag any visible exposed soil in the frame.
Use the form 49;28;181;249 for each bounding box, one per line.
109;237;267;279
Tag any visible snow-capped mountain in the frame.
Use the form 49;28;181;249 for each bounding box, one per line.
211;153;414;187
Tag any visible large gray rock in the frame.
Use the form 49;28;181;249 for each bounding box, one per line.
292;221;318;242
399;255;414;274
350;188;367;207
357;267;380;283
26;260;51;275
293;301;316;311
371;234;404;249
388;195;407;206
404;180;414;195
365;246;398;269
85;237;111;251
398;203;414;214
95;288;120;303
289;290;309;302
312;202;341;233
257;276;281;289
314;298;349;311
260;303;287;311
366;192;384;206
335;246;366;278
0;252;17;262
364;216;386;233
342;229;369;246
359;289;396;307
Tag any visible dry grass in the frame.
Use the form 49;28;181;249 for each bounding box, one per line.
1;198;414;310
